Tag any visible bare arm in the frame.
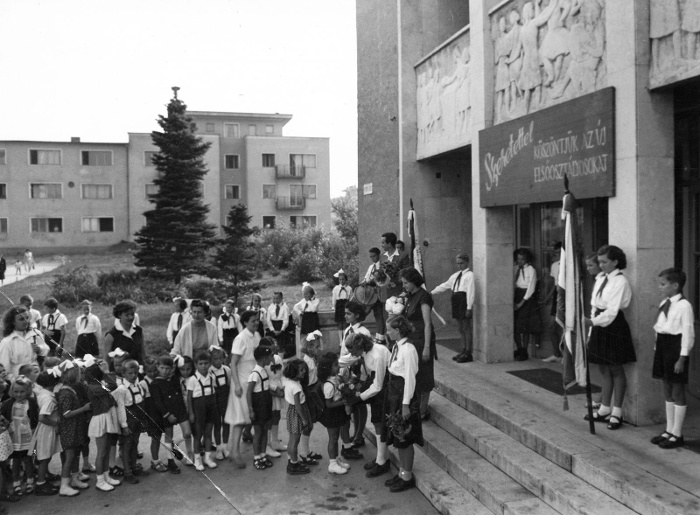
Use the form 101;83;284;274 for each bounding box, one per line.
421;303;432;361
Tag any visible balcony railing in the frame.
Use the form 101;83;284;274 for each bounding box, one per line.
275;164;306;179
276;196;305;210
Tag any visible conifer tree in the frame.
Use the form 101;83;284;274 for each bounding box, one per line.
214;204;257;286
134;88;216;282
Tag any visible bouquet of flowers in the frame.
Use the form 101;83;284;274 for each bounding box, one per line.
385;409;415;443
338;380;361;405
369;268;386;287
385;292;408;315
381;261;401;288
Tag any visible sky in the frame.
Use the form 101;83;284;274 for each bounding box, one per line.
0;0;358;197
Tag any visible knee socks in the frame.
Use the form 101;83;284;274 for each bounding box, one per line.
665;401;675;434
672;405;687;437
376;440;387;465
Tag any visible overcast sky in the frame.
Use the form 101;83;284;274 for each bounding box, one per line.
0;0;358;196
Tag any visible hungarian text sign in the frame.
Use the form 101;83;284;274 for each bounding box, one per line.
479;87;615;207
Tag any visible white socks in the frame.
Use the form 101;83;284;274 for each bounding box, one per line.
611;406;622;419
299;434;310;457
376;440;387;466
672;405;687;437
665;401;675;433
597;405;611;417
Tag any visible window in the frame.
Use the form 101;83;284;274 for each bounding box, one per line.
30;183;62;199
248;124;257;136
81;184;113;199
31;218;62;233
262;216;276;229
0;184;5;199
265;125;274;135
290;216;317;228
205;123;215;132
0;149;5;165
0;219;6;234
145;183;159;198
144;151;157;167
225;185;240;200
262;154;275;167
81;150;112;166
29;149;61;165
225;155;240;169
291;184;317;199
82;217;114;232
290;154;316;169
262;185;276;199
224;123;239;138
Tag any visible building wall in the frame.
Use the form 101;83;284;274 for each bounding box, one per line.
0;140;129;253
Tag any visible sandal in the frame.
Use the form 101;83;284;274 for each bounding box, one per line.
151;460;168;473
109;466;124;477
12;485;22;497
651;432;672;445
253;458;267;470
262;457;273;468
299;454;318;466
25;482;35;494
583;411;610;423
607;416;623;430
306;451;322;460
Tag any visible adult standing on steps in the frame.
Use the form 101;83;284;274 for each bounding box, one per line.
431;253;475;363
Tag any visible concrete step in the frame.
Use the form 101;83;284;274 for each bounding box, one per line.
428;394;637;515
363;427;492;515
432;352;700;515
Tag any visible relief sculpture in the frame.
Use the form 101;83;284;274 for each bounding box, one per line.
650;0;700;88
491;0;605;124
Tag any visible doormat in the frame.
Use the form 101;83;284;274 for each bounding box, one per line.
506;368;601;396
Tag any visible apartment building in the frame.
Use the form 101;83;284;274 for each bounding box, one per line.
0;112;331;253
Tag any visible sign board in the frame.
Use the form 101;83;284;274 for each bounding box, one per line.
363;183;373;195
479;87;615;207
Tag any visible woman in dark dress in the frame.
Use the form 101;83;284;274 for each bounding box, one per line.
399;267;436;420
104;300;143;370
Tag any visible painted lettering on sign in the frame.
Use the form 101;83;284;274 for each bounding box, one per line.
483;121;534;191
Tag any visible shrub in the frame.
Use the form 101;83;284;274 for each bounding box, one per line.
178;277;240;306
51;266;102;306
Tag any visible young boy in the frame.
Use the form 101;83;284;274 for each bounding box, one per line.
651;268;695;449
41;298;67;357
363;247;385;342
247;346;274;470
166;298;191;347
117;360;149;483
19;295;41;329
266;292;289;344
186;351;218;471
75;300;102;358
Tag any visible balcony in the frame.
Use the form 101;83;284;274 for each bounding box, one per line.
275;164;306;179
276;196;305;210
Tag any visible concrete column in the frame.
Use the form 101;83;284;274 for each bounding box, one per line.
470;0;516;363
606;0;674;425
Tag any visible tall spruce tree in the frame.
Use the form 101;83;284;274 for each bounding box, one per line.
214;204;257;286
134;88;216;282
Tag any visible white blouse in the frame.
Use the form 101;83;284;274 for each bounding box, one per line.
590;269;632;328
387;337;419;405
654;294;695;356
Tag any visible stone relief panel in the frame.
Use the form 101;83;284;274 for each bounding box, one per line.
649;0;700;88
416;30;471;160
490;0;606;124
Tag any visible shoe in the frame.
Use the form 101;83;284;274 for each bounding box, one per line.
651;432;672;445
109;466;124;477
242;433;253;443
151;460;168;473
253;458;267;470
46;472;61;482
542;355;561;363
328;461;348;475
69;475;88;490
607;416;623;430
123;474;139;485
194;455;205;471
390;476;416;493
185;451;195;466
307;451;322;460
77;472;90;482
336;457;351;470
25;482;35;494
659;434;685;449
384;474;401;487
366;460;391;478
456;353;473;363
351;437;365;448
286;461;310;475
133;467;150;477
95;475;114;492
341;447;363;460
585;401;601;410
363;459;376;471
584;411;611;423
215;447;225;460
59;479;80;497
34;482;59;496
452;351;465;361
262;457;273;468
81;463;96;474
105;475;121;486
12;485;22;497
299;454;318;466
271;440;288;452
167;461;181;474
203;452;218;469
265;446;281;458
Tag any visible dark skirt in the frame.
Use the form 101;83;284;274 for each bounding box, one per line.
221;328;238;355
334;299;349;323
75;333;99;359
251;390;273;426
382;375;423;449
514;288;542;334
268;321;291;347
412;331;436;393
652;333;688;384
300;312;320;334
318;403;350;429
588;311;636;366
451;292;467;320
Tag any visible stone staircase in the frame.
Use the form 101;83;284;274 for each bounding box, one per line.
365;346;700;515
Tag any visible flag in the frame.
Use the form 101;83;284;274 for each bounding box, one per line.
556;191;588;391
407;199;424;277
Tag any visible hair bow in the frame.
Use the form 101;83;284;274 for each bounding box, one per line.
333;269;345;278
209;345;223;353
81;354;96;369
47;367;62;378
172;296;182;302
306;330;323;342
173;355;185;368
301;282;311;292
59;360;76;372
139;365;144;375
108;348;126;358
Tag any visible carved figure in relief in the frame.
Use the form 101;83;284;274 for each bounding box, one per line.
651;0;682;68
513;0;560;114
540;0;573;86
442;45;471;135
494;16;513;122
506;10;524;114
417;72;427;145
682;0;700;60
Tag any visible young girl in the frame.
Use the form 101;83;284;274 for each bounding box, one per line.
224;310;261;468
84;361;126;492
300;332;323;465
29;370;62;496
56;362;91;496
247;294;267;338
217;299;240;358
282;359;311;476
139;356;166;472
263;337;287;456
209;346;231;460
247;346;274;470
2;376;38;496
316;352;352;475
176;355;196;466
293;284;321;357
332;270;353;342
187;351;218;471
149;355;192;474
585;245;636;430
75;300;102;359
513;248;541;361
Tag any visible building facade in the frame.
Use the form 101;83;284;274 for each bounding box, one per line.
0;111;331;253
357;0;700;426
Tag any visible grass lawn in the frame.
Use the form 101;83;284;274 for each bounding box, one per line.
0;251;333;359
